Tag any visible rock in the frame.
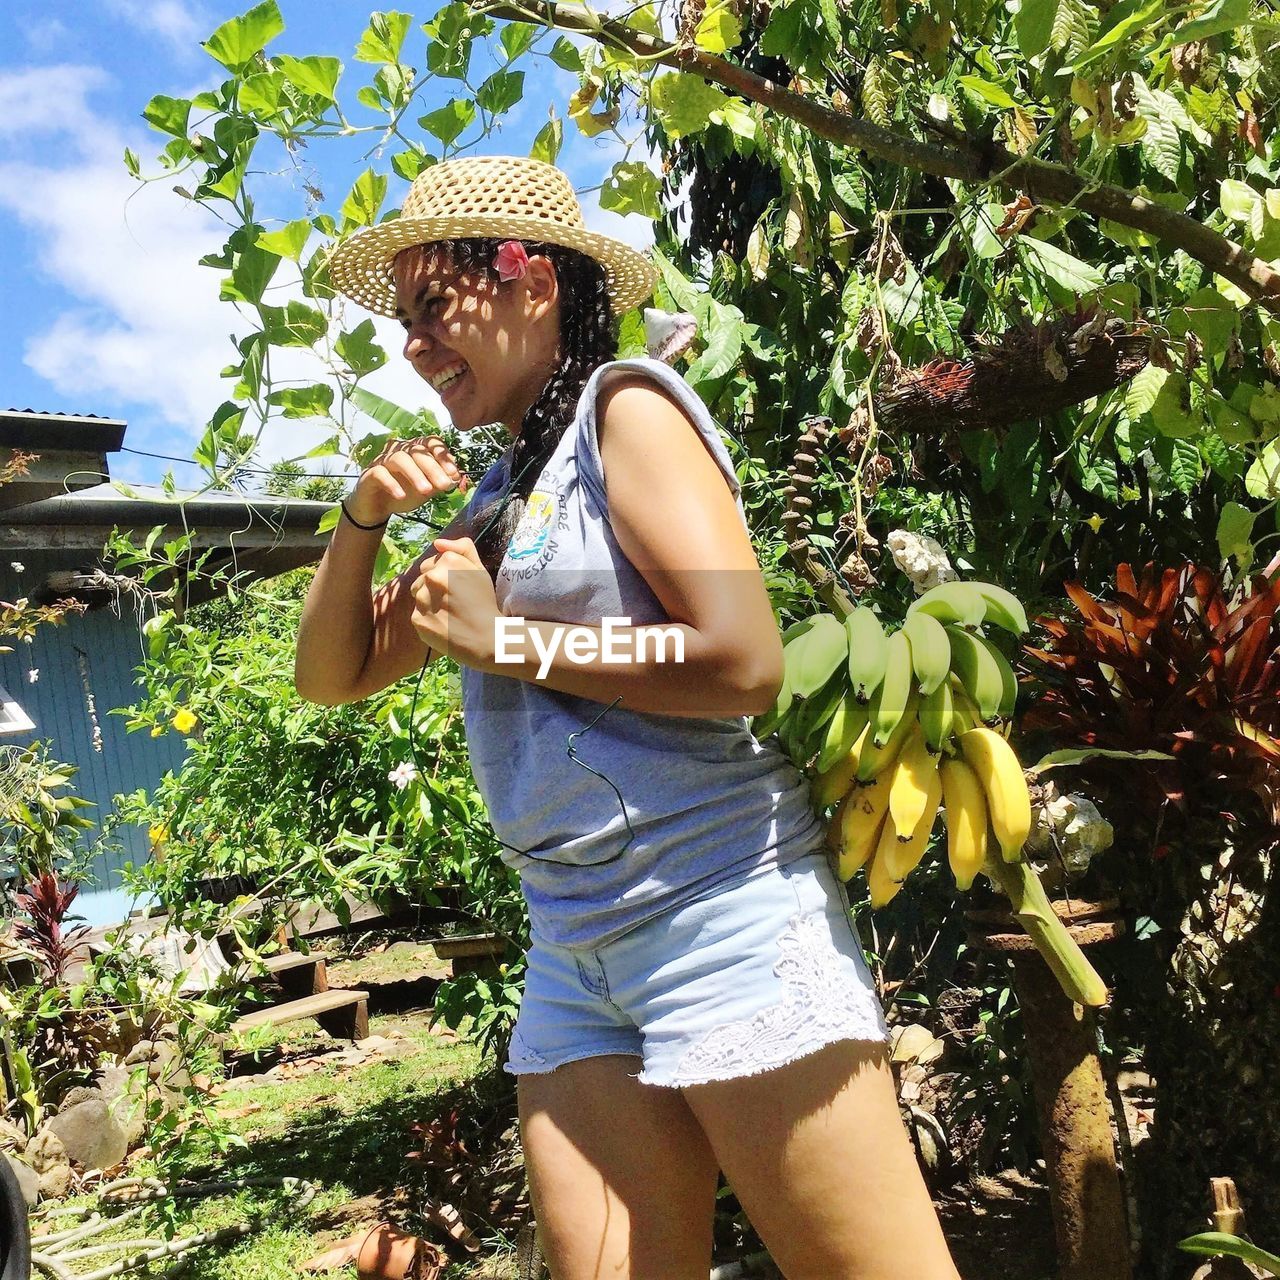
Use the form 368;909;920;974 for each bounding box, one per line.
3;1152;39;1207
890;1023;945;1067
0;1118;27;1153
57;1085;104;1112
46;1097;128;1172
26;1129;71;1200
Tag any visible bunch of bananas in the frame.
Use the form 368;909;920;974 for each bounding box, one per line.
754;578;1108;1007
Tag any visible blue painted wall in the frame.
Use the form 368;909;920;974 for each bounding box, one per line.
0;551;190;926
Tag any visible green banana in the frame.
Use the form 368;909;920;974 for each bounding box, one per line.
946;625;1006;723
873;629;914;748
816;690;871;774
987;635;1019;719
902;609;952;695
792;667;850;756
974;582;1029;636
845;607;889;703
919;678;954;753
909;580;986;629
785;612;848;699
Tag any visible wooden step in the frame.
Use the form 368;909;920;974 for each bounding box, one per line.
232;988;368;1041
262;951;322;975
262;951;329;997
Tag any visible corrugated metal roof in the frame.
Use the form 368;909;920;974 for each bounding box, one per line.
3;408;126;422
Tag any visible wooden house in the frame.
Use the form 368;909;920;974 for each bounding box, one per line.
0;409;335;926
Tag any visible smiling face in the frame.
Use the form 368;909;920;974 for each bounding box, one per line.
392;242;562;438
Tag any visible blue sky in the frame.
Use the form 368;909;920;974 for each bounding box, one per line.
0;0;668;489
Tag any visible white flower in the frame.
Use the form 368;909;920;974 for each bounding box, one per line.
886;530;957;594
23;635;33;644
388;761;418;791
9;562;23;573
28;668;38;683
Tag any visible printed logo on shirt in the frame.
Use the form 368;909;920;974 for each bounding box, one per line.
501;478;569;579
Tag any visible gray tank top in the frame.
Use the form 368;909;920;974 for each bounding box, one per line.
459;356;825;950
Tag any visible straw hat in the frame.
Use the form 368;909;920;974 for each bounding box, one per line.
321;155;659;318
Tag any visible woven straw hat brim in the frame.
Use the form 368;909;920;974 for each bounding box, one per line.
322;212;659;319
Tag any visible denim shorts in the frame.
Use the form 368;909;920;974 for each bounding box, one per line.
504;850;890;1088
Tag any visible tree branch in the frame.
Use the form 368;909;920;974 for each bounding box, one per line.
479;0;1280;313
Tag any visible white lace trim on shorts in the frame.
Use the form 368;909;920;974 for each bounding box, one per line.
652;908;889;1088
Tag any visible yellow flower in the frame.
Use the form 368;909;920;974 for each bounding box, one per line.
151;726;164;737
149;823;169;846
172;708;198;734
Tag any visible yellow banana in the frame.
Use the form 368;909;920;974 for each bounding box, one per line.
902;609;952;696
919;679;954;753
938;757;989;890
888;726;940;839
845;607;888;703
873;629;914;747
866;843;903;908
813;730;865;810
878;765;943;881
826;788;852;851
836;773;893;879
957;726;1031;862
856;691;920;782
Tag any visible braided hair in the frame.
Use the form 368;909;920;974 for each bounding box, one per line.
396;236;618;579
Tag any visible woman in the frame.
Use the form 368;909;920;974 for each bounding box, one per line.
298;155;960;1279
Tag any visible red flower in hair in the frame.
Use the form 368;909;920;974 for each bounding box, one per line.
494;240;530;282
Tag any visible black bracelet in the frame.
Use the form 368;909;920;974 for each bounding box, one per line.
340;499;389;531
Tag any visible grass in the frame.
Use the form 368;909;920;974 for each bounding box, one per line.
31;971;507;1278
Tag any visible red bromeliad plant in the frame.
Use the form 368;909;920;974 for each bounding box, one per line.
1023;562;1280;833
12;873;90;985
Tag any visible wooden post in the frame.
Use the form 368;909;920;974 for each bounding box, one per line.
969;901;1132;1280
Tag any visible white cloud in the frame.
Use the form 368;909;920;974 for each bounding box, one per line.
0;64;111;138
102;0;208;58
21;18;72;55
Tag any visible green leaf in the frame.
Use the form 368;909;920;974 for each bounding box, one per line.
959;76;1019;109
957;202;1007;259
275;54;341;101
1246;442;1280;498
262;299;328;347
1151;373;1201;438
123;147;141;178
221;234;279;305
341;169;388;228
696;0;744;52
1029;747;1175;775
349;385;426;435
650;245;706;320
1015;0;1059;56
238;69;284;117
202;0;284;72
335;319;387;375
761;0;808;58
423;3;482;79
475;68;524;116
255;218;312;261
500;20;537;61
1168;0;1250;48
1220;178;1262;224
1216;501;1255;569
1020;236;1105;293
549;36;583;72
1132;79;1184;183
419;98;476;146
599;160;662;219
530;113;563;165
1167;437;1203;491
1176;287;1240;352
1176;1232;1280;1274
1049;0;1095;57
143;94;191;137
391;146;432;181
269;384;334;418
1126;364;1167;418
1071;0;1162;69
354;11;412;63
649;72;729;140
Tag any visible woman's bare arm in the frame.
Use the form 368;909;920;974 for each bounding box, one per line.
294;434;470;706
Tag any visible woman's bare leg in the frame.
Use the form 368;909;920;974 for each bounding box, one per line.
518;1054;721;1280
681;1039;960;1280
